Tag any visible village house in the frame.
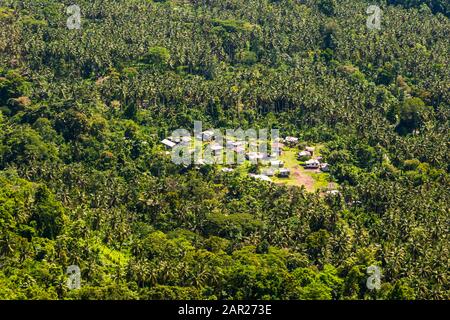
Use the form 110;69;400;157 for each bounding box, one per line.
262;168;275;177
304;159;321;169
167;135;181;143
226;140;245;150
305;147;315;156
271;142;285;156
226;141;236;149
181;136;192;143
248;141;260;151
298;150;312;159
249;174;272;182
320;163;330;172
161;139;176;149
203;130;216;141
270;160;284;168
210;143;223;155
246;152;266;162
197;159;206;165
196;130;215;141
234;146;246;154
278;168;291;178
192;158;206;169
285;136;299;146
270;152;280;158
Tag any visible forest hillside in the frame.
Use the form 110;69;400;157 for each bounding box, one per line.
0;0;448;300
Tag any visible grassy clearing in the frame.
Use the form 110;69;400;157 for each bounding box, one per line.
92;242;130;268
165;139;333;192
270;147;331;191
307;172;331;190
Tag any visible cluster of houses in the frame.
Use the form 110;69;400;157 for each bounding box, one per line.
252;158;291;181
297;146;329;172
161;135;192;149
161;133;330;183
161;131;285;163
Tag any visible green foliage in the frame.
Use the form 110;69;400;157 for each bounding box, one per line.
0;70;31;107
0;0;447;301
31;186;65;239
387;0;449;17
211;19;255;33
237;50;258;65
318;0;337;16
143;46;171;68
392;97;430;135
0;126;58;167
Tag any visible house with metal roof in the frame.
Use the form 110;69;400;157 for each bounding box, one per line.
278;168;291;177
161;139;176;149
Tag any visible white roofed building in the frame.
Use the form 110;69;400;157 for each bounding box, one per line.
161;139;176;149
304;159;320;169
